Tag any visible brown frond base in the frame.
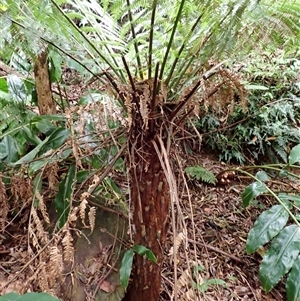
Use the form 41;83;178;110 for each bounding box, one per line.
124;136;170;301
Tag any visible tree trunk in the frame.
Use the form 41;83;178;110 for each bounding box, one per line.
34;49;56;115
124;133;170;301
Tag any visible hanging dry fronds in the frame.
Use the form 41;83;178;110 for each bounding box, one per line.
200;64;248;118
47;246;63;287
10;174;33;207
79;198;88;226
168;232;185;260
0;173;8;231
88;206;96;233
61;229;74;262
30;206;49;246
35;190;50;224
47;162;59;191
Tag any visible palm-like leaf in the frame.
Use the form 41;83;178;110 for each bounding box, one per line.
2;0;299;88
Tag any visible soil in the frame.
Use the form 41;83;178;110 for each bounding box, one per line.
160;151;286;301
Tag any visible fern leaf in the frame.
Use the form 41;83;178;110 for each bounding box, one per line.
185;165;217;185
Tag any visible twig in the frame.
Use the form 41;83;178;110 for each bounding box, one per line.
187;238;244;263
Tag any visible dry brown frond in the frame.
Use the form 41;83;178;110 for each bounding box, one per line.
61;229;74;262
176;268;192;298
35;190;50;224
121;85;134;129
46;162;59;191
79;197;88;226
30;206;49;247
175;262;204;301
69;206;79;224
0;173;8;231
39;263;50;291
200;64;248;118
47;246;63;287
168;232;185;260
135;79;153;130
88;206;96;233
10;173;33;207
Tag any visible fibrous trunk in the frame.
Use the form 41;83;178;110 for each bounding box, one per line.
123;78;171;300
124;135;170;301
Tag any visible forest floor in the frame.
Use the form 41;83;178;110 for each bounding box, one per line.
159;151;286;301
0;147;286;301
0;66;287;300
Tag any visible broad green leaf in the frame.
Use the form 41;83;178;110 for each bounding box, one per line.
289;144;300;165
255;170;270;182
11;136;50;165
242;182;267;208
259;225;300;293
21;126;42;145
76;170;90;183
105;177;122;195
33;118;56;135
40;128;70;154
246;205;290;254
244;84;269;90
0;77;9;93
78;93;104;105
54;165;76;228
0;78;9;100
28;149;72;176
0;138;9;159
278;193;300;206
0;136;19;162
7;74;26;102
0;292;59;301
133;245;157;263
30;115;66;123
49;49;63;83
0;292;20;301
120;249;134;289
286;255;300;301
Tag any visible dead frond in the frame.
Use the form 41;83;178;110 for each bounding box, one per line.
61;229;74;263
88;206;96;233
0;173;8;231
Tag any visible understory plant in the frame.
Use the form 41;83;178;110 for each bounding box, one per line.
195;51;300;164
240;144;300;300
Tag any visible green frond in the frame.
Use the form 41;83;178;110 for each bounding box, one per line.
185;166;217;185
1;0;299;87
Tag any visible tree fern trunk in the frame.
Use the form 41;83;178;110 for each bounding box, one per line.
124;134;170;301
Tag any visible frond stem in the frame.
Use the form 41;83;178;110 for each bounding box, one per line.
150;63;160;133
166;13;203;86
122;56;136;92
126;0;143;79
159;0;186;80
148;0;158;79
170;80;225;122
50;0;122;79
